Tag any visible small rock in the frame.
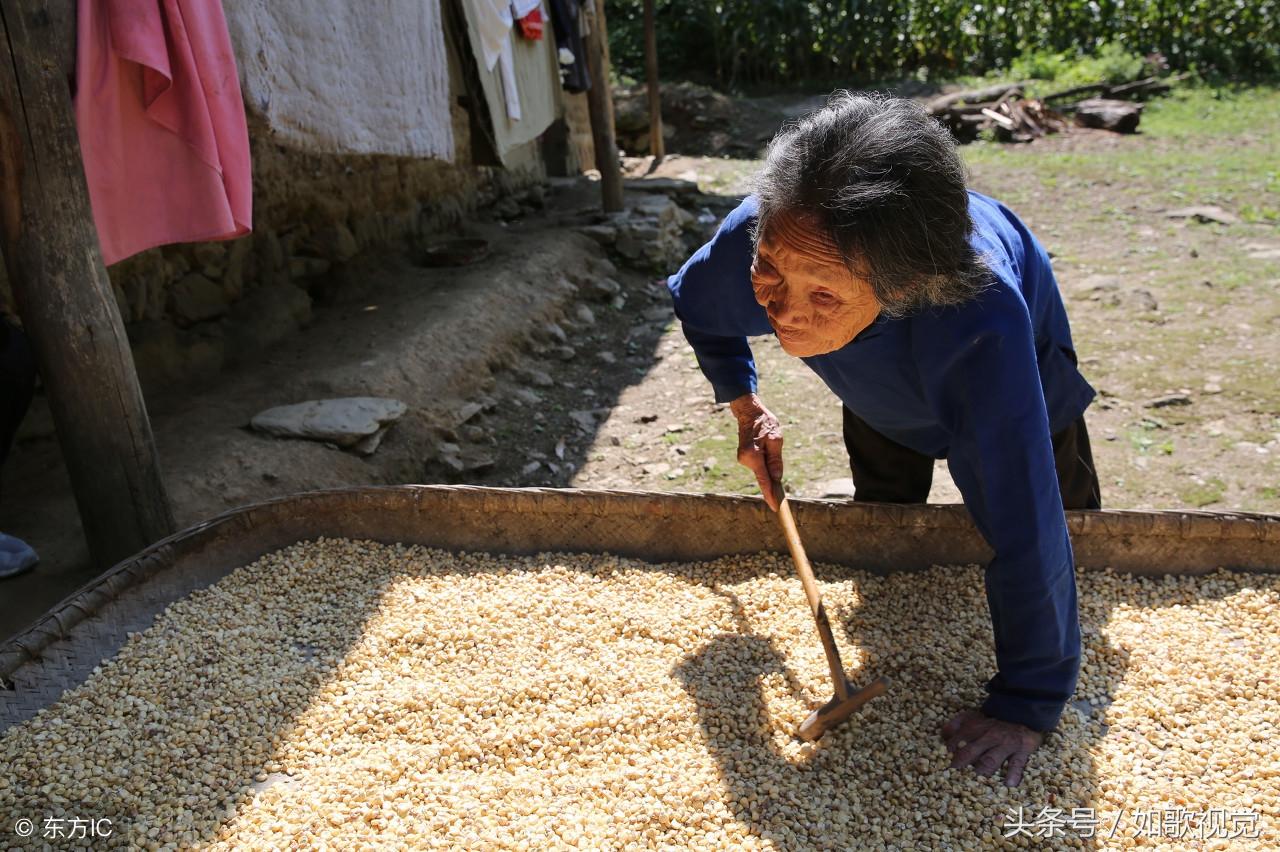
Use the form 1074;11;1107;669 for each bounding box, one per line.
1144;393;1192;409
540;322;569;345
576;224;618;245
597;351;617;365
583;277;622;302
461;424;488;443
455;401;485;424
1245;243;1280;260
666;423;686;434
818;478;858;499
574;304;596;326
521;461;543;476
250;398;407;448
569;410;599;431
553;345;577;362
440;446;496;474
1203;382;1223;394
353;428;389;456
609;435;622;446
644;307;673;322
1130;289;1159;312
636;413;659;424
703;458;717;471
518;367;555;388
1069;275;1121;304
1166;205;1239;225
192;242;228;277
622;177;700;196
555;439;567;459
311;223;360;263
170;272;228;326
615;232;643;260
494;197;522;220
511;387;543;406
643;462;671;476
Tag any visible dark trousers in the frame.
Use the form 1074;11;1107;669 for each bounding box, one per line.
841;406;1102;510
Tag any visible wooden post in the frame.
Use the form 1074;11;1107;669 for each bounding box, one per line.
0;2;175;568
643;0;664;162
583;0;624;212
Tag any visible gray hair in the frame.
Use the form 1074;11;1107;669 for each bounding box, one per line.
752;91;989;317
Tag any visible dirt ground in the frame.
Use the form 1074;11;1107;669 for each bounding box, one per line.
563;88;1280;513
3;84;1277;642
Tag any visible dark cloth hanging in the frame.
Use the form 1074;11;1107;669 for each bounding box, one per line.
0;318;34;473
547;0;591;93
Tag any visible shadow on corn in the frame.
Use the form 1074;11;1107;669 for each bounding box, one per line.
672;565;1151;849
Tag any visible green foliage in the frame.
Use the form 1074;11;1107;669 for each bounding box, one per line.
1010;43;1148;87
605;1;1280;88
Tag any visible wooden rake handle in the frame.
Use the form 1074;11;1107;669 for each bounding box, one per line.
772;481;852;701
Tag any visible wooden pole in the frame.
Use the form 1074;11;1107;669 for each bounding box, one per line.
643;0;664;162
583;0;624;212
0;2;175;568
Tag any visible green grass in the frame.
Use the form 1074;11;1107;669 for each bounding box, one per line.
1181;477;1227;507
964;86;1280;224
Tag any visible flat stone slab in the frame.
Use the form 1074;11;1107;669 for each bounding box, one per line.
1165;205;1239;225
250;397;407;447
623;177;699;195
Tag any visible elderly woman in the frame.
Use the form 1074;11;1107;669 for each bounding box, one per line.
668;93;1101;787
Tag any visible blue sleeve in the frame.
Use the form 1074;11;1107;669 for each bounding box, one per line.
915;285;1082;733
666;196;774;404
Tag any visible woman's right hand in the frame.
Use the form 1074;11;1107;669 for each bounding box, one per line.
729;393;785;511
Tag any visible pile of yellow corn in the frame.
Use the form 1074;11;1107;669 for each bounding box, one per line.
1;538;1275;849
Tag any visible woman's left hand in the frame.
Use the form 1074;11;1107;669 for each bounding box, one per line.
942;708;1044;787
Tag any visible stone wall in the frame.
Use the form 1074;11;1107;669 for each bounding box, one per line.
110;113;550;394
0;19;589;396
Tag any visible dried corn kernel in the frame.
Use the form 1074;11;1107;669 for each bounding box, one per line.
0;539;1276;850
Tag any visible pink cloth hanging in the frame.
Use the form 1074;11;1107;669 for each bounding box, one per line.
75;0;252;266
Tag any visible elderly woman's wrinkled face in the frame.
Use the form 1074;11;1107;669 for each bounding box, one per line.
751;211;881;357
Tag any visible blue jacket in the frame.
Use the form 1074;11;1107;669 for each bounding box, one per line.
667;190;1094;731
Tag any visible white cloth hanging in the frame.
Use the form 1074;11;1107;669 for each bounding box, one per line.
463;0;514;70
511;0;541;18
497;38;521;120
460;0;559;159
222;0;454;159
